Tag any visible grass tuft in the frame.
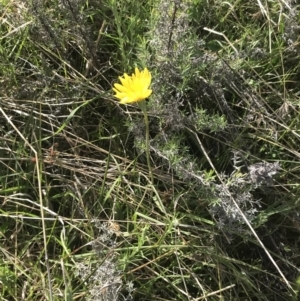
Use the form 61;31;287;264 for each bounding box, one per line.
1;0;300;300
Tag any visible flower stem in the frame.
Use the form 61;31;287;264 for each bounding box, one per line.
139;101;153;185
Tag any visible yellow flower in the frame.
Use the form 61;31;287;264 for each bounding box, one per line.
113;67;152;104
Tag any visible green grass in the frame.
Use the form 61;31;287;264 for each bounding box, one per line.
1;0;300;300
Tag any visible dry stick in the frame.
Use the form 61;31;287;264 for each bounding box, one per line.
194;284;236;301
185;126;294;293
203;27;238;55
0;108;53;301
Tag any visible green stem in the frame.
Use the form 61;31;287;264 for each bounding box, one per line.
139;100;153;185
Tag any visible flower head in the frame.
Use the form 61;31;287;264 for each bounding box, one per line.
113;67;152;104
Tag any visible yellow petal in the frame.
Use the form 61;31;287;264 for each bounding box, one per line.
112;67;152;104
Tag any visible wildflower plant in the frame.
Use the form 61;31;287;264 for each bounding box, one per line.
113;67;153;183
